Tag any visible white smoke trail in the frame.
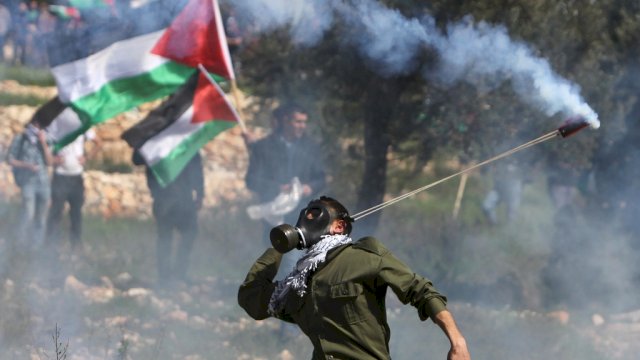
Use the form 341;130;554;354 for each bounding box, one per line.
230;0;335;45
230;0;600;128
334;0;432;76
429;18;600;128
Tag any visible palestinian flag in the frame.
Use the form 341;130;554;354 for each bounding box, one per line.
28;97;86;150
68;0;112;9
48;0;235;148
122;72;239;186
48;5;81;20
30;96;82;146
152;0;234;81
30;97;67;129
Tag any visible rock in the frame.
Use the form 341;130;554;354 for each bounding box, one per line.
64;275;89;295
100;276;115;289
278;349;294;360
126;288;152;298
610;309;640;323
178;291;193;304
592;313;605;326
190;315;207;327
547;310;570;325
166;309;189;322
3;279;14;299
85;286;117;304
63;275;118;303
114;272;134;288
104;316;129;328
122;288;152;306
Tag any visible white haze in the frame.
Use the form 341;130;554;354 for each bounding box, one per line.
230;0;601;128
2;0;632;357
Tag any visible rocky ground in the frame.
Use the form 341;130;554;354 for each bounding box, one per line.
2;234;639;360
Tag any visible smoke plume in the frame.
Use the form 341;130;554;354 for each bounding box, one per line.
229;0;600;128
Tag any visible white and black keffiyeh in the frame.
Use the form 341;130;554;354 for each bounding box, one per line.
268;234;352;318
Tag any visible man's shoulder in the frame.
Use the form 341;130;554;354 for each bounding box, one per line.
351;236;388;256
251;134;280;149
9;132;23;144
8;133;25;150
299;134;322;147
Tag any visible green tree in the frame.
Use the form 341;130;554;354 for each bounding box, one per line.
233;0;634;232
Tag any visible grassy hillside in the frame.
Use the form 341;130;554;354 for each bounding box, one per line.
0;64;55;106
0;64;55;87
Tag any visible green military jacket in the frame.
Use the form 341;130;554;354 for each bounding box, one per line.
238;237;447;360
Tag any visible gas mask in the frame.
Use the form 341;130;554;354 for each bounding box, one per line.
270;197;352;253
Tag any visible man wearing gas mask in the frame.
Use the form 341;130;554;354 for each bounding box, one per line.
238;196;471;360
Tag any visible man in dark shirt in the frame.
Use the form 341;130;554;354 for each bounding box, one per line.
244;103;326;274
245;103;325;207
134;151;204;285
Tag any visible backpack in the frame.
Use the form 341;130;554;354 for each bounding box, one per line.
8;134;42;188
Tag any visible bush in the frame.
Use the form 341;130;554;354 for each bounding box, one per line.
0;63;55;86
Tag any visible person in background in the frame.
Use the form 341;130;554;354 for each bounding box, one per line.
45;128;101;253
11;1;29;65
134;151;204;286
0;2;11;62
546;159;581;216
481;126;530;225
224;5;243;54
244;102;326;278
6;120;54;247
481;158;524;225
238;196;471;360
33;1;55;66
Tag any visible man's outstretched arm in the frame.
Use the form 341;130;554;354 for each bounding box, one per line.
434;310;471;360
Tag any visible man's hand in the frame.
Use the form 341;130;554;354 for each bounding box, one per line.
37;129;47;143
280;184;292;192
241;131;258;145
447;338;470;360
301;184;312;197
53;155;64;166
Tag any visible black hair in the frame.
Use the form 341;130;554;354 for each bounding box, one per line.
318;196;354;235
273;102;307;130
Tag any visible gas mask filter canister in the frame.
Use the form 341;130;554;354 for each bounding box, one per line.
270;198;351;253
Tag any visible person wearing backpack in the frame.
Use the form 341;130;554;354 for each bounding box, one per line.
7;120;54;246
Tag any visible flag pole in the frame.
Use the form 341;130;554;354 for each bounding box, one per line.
197;64;248;133
210;0;247;134
230;78;247;132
